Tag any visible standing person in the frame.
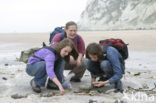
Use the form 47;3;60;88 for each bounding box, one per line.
85;43;125;92
26;38;78;95
51;21;86;82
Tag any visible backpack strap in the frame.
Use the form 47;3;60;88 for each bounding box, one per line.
33;46;56;61
43;46;56;54
100;45;108;60
75;35;79;44
61;32;65;40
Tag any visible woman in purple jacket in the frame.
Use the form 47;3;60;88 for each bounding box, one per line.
26;38;78;95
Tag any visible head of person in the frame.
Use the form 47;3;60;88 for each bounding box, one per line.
53;38;78;62
65;21;78;39
86;43;103;62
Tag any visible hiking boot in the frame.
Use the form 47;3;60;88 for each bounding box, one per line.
30;79;41;93
114;80;123;93
46;78;59;90
70;78;81;82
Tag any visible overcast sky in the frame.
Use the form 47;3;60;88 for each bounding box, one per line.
0;0;88;33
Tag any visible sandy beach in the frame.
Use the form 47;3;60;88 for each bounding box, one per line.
0;30;156;103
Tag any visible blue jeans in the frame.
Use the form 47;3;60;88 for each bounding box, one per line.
26;58;64;87
84;59;112;78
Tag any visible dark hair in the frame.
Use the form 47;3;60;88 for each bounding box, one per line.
53;38;78;62
86;43;103;60
65;21;77;30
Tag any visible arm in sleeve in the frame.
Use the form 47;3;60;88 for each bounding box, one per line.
107;47;123;84
44;53;57;79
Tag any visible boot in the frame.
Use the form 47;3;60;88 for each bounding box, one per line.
30;79;41;93
46;78;59;90
114;80;123;93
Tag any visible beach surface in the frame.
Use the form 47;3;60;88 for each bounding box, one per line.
0;30;156;103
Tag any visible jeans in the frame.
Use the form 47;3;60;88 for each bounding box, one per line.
84;59;112;78
26;58;64;87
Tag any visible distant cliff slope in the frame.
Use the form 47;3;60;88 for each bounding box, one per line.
78;0;156;30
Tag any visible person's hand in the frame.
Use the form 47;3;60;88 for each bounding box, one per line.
76;59;81;67
91;78;96;87
70;56;77;64
59;86;65;95
93;80;109;87
92;82;105;87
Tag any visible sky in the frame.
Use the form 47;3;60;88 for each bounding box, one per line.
0;0;88;33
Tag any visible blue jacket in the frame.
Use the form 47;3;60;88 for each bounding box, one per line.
106;46;124;84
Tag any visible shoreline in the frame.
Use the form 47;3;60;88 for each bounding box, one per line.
0;30;156;52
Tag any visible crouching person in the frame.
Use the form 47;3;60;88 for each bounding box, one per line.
26;38;78;95
51;21;86;82
85;43;125;92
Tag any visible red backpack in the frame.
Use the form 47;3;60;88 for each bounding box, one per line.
99;38;129;60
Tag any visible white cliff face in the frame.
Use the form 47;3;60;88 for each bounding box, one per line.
78;0;156;30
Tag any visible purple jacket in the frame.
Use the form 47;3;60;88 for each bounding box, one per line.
28;47;58;79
